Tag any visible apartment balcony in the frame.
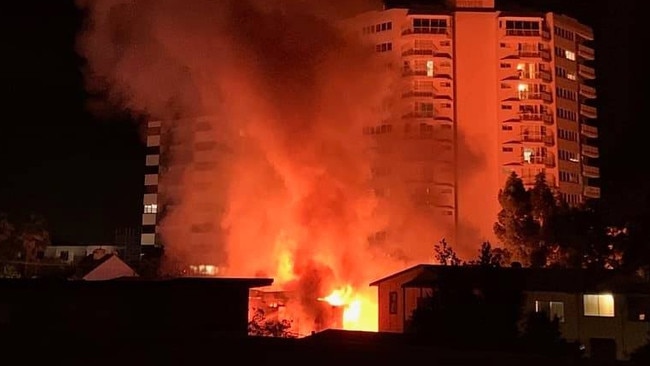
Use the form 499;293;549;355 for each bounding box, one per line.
583;165;600;178
580;104;598;119
578;44;595;60
541;91;553;103
582;144;599;158
579;84;597;99
539;70;552;82
520;134;555;146
580;124;599;138
402;47;436;57
402;112;434;120
543;113;554;125
584;186;601;199
401;27;451;37
519;113;544;122
402;90;435;99
578;64;596;79
540;49;551;61
542;28;551;40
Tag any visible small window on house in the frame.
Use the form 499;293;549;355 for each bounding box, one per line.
59;251;69;261
389;291;398;314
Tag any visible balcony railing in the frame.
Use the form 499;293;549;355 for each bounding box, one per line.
580;124;598;138
539;70;552;82
578;64;596;79
582;144;599;158
541;91;553;103
522;157;555;168
584;186;601;199
402;90;435;98
505;29;541;37
579;84;597;99
543;113;554;125
402;69;429;77
580;104;598;119
583;165;600;178
403;112;432;119
578;44;595;60
520;134;555;146
402;48;436;57
401;27;450;37
542;28;551;40
540;49;551;61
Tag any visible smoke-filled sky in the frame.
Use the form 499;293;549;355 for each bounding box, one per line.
0;0;643;260
76;0;455;303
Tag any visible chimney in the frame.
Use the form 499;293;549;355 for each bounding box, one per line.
92;248;107;260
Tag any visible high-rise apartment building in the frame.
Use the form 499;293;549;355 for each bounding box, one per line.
141;0;600;260
345;0;599;249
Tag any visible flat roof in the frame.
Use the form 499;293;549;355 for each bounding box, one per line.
0;277;274;289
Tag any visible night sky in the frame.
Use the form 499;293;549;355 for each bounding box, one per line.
0;0;644;244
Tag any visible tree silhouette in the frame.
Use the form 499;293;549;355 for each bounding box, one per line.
467;242;512;268
248;308;296;338
494;172;539;265
433;238;461;266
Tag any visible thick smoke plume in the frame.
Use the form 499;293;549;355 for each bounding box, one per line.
76;0;473;331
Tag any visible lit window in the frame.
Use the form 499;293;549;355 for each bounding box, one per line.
567;72;577;81
523;148;533;163
144;204;158;214
426;60;434;77
565;50;576;61
583;294;615;317
518;83;529;99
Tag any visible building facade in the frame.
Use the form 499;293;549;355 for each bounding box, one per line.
345;0;599;248
370;264;650;360
141;0;600;260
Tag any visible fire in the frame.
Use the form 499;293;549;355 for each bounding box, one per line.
320;286;378;332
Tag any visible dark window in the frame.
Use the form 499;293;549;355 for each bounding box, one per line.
389;291;398;314
59;251;69;261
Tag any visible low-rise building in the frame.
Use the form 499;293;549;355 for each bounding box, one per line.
370;264;650;360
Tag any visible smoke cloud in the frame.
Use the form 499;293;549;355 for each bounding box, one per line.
76;0;482;330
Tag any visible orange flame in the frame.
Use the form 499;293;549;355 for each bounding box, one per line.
320;285;378;332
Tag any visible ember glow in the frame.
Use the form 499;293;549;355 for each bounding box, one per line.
76;0;468;336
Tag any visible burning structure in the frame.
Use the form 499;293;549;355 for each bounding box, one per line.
76;0;599;335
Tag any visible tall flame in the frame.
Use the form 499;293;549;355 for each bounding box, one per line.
319;285;378;331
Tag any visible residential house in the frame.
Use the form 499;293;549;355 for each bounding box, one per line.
370;264;650;360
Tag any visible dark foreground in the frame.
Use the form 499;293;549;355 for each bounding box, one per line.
1;329;631;366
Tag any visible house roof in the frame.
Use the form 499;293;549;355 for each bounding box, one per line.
83;255;138;281
370;264;648;294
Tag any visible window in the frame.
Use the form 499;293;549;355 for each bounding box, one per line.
535;300;565;322
565;50;576;61
412;18;448;34
504;20;540;36
376;42;392;53
501;104;513;110
559;171;580;183
426;60;434;77
584;294;615;317
144;204;158;214
559;149;580;162
502;125;513;131
59;251;69;261
389;291;398;314
502;147;513;152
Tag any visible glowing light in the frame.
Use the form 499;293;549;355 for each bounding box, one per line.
319;286;378;332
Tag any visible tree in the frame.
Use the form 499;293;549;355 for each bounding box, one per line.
519;311;582;359
467;242;512;268
494;172;540;266
433;238;461;266
248;308;296;338
0;212;19;260
17;214;51;263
